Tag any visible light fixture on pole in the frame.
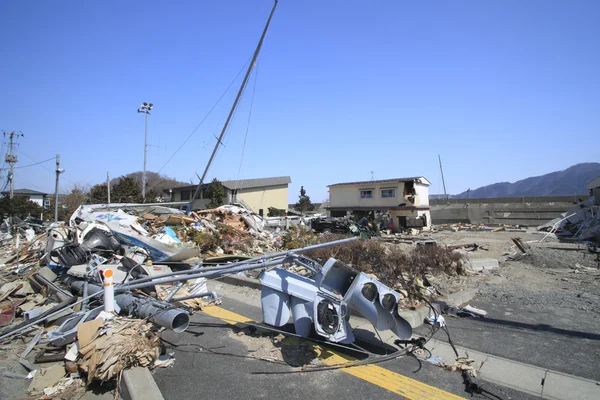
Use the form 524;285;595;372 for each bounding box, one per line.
137;102;153;201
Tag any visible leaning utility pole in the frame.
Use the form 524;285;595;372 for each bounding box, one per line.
189;0;278;210
106;171;111;204
54;154;64;222
4;131;23;199
438;154;448;199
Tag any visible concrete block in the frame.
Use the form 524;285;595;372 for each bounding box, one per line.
542;370;600;400
467;258;499;272
479;355;545;396
121;367;164;400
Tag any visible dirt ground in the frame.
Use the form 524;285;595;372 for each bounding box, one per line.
421;229;600;316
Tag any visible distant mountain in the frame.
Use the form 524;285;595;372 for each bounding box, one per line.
115;171;187;194
454;163;600;198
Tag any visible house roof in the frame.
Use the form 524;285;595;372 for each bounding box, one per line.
587;176;600;190
167;176;291;192
1;188;48;196
328;177;431;187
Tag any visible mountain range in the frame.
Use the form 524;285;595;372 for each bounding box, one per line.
454;163;600;198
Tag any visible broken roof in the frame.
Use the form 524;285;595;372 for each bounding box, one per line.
1;188;48;196
587;176;600;190
328;177;431;187
167;176;291;192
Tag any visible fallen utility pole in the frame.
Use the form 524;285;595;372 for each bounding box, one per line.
189;0;278;211
118;237;358;288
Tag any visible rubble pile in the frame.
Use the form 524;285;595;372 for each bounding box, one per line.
538;196;600;244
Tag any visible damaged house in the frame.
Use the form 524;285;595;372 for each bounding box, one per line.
165;176;291;216
327;177;432;229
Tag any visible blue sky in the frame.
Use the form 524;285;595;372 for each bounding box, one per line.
1;0;598;201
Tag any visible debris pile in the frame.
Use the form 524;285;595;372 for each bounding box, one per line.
538;196;600;244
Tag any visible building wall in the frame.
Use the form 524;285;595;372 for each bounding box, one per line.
27;194;44;207
237;184;288;215
330;182;430;208
330;183;405;208
414;184;429;207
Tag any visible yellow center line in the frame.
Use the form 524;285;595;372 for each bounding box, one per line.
202;306;465;400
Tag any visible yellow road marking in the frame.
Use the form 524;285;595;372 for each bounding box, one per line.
202;306;465;400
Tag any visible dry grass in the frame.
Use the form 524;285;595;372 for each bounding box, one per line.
286;231;464;298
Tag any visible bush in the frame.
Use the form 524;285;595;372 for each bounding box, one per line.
302;234;464;298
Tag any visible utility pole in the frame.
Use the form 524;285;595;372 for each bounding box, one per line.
438;154;448;199
4;131;23;199
106;171;111;204
54;154;64;222
189;0;278;210
137;102;154;202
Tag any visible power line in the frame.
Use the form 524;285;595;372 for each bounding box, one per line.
14;156;55;169
157;54;253;173
17;150;76;187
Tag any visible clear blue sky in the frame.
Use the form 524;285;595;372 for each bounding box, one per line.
1;0;598;201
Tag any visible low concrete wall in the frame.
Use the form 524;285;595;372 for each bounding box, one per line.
430;195;589;226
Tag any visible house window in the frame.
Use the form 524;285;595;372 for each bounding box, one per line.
180;190;191;201
381;189;396;198
360;190;373;199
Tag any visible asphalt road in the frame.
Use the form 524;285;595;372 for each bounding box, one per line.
414;297;600;382
153;290;540;400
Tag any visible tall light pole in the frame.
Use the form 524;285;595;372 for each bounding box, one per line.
137;102;153;201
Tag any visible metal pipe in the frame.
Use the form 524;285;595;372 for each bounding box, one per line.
118;237;358;288
72;282;190;333
164;262;202;302
31;273;71;302
170;291;219;303
0;293;102;342
117;257;294;292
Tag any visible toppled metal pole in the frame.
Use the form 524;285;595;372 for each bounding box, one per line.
0;292;103;342
118;237;358;288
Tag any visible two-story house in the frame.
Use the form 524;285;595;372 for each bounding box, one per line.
327;177;431;229
166;176;291;216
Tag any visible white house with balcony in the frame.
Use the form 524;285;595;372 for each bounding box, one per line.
327;177;431;229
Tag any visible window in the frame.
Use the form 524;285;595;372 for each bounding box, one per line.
360;190;373;199
381;189;396;198
180;190;191;201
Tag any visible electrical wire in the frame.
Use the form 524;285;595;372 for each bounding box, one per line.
157;55;253;173
14;157;55;169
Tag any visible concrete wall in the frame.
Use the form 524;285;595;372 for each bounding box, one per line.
237;184;288;215
430;195;590;226
414;184;429;207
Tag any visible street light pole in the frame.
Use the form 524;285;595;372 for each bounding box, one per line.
137;102;153;201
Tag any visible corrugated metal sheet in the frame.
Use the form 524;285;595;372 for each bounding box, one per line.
222;176;291;190
168;176;291;192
